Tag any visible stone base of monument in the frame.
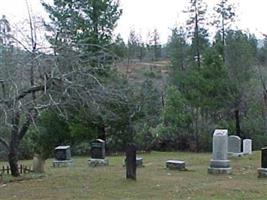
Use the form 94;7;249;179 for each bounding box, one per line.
208;159;232;174
123;157;144;167
208;167;232;174
166;160;186;170
88;158;109;167
53;160;73;167
228;152;244;157
257;168;267;178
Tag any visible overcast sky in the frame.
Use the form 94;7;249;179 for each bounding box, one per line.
1;0;267;43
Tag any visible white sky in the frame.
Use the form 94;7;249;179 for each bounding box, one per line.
0;0;267;43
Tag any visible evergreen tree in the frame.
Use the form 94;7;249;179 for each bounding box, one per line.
112;34;127;58
149;29;161;61
167;26;189;93
42;0;122;54
127;29;139;61
225;30;257;137
213;0;236;61
184;0;207;68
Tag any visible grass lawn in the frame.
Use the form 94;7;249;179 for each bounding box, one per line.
0;151;266;200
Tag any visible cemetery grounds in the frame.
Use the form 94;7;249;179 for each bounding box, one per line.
0;151;267;200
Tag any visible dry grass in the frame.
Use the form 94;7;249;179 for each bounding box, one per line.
0;151;266;200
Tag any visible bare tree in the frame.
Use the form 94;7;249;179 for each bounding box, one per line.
0;9;115;176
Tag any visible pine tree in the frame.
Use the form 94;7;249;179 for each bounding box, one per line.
225;30;257;137
42;0;122;54
167;27;188;72
213;0;236;61
184;0;207;68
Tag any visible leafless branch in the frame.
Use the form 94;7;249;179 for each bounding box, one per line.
0;137;9;151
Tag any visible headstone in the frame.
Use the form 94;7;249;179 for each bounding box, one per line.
208;129;232;174
166;160;186;170
126;144;136;180
91;139;105;159
88;139;108;167
123;157;143;167
243;139;252;155
257;147;267;178
33;154;45;173
53;146;73;167
261;147;267;168
228;135;242;156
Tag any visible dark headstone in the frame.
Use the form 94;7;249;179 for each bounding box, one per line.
261;147;267;168
54;146;71;160
125;144;136;180
91;139;105;159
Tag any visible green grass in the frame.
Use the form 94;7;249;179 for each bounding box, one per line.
0;151;266;200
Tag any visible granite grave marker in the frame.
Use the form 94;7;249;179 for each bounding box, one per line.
208;129;232;174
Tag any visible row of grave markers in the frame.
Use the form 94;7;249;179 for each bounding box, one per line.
208;129;267;177
51;131;267;178
228;135;252;156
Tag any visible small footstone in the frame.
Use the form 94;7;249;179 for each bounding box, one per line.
123;157;144;167
88;158;109;167
257;168;267;178
166;160;185;170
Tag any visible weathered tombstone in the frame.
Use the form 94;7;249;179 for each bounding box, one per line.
228;135;242;156
208;129;232;174
33;154;45;173
88;139;108;167
166;160;186;170
243;139;252;155
53;146;73;167
258;147;267;178
126;144;136;180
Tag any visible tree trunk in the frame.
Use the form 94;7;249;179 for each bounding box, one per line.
194;13;201;69
262;86;267;134
8;137;19;177
222;12;225;63
8;112;20;177
195;109;200;152
99;126;106;141
235;109;241;138
8;112;33;177
125;144;136;180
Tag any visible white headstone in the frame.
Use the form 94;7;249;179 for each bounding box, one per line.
243;139;252;155
212;129;228;160
208;129;232;174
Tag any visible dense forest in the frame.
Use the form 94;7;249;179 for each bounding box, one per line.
0;0;267;176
